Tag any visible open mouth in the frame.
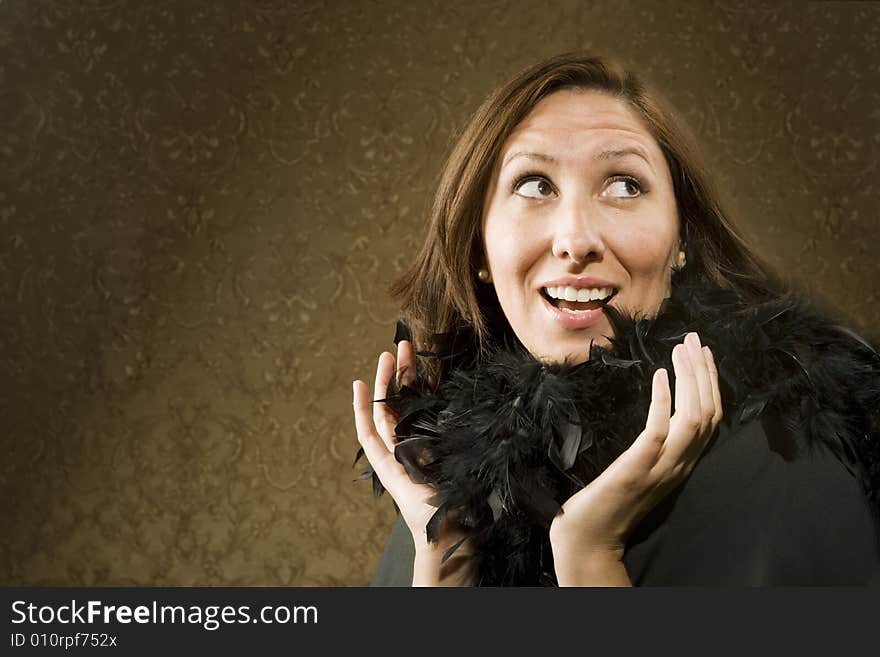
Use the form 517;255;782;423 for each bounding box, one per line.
541;286;617;313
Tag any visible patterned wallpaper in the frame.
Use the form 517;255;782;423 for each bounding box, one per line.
1;0;878;585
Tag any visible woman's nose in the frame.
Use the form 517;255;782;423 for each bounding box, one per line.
550;200;605;264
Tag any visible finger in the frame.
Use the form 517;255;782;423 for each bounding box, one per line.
660;341;699;465
685;333;714;436
372;352;397;451
673;341;697;426
703;346;723;426
397;340;416;388
353;380;394;477
645;367;671;441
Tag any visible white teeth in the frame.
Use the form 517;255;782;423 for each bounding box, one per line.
544;286;614;302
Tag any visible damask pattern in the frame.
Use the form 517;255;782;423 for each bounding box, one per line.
1;0;878;585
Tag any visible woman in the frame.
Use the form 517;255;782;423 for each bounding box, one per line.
353;53;880;586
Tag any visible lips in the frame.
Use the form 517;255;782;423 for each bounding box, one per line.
540;275;617;289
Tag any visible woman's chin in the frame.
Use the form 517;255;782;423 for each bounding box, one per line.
533;347;592;366
530;334;613;366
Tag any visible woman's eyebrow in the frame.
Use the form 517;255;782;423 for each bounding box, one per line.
501;147;655;173
594;147;655;173
501;151;557;170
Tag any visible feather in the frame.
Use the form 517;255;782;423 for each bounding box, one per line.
832;324;879;358
440;535;470;564
352;446;365;468
355;468;374;481
558;420;582;471
394;318;412;345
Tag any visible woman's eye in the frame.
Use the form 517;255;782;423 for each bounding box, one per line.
604;176;642;199
514;176;556;199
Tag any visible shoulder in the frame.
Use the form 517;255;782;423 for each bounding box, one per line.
715;416;880;583
679;415;878;533
710;289;880;511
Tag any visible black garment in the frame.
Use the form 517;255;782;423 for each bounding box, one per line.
372;417;880;586
363;271;880;585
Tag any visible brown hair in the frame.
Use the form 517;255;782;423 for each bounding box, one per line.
390;52;776;382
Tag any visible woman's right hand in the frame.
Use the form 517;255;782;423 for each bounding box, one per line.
353;340;473;586
548;332;723;585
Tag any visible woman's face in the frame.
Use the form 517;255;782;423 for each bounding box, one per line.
481;89;683;364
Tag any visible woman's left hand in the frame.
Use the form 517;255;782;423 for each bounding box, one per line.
549;332;723;586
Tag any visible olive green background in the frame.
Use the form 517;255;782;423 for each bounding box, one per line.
1;1;878;585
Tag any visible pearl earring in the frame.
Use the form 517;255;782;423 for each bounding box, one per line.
477;268;492;283
677;250;686;268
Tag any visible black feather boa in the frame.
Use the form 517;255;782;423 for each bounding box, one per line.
361;272;880;586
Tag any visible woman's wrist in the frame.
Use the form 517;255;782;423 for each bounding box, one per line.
550;528;631;586
412;540;474;587
553;550;631;586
